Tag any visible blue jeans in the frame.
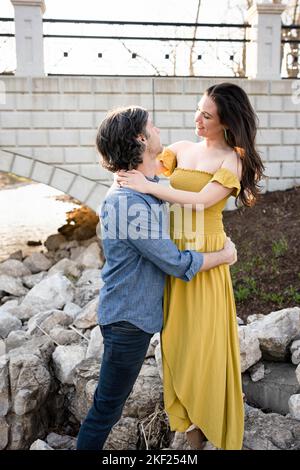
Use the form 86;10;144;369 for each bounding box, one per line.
76;321;153;450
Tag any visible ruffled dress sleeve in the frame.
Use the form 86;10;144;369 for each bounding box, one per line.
210;167;241;197
157;148;177;177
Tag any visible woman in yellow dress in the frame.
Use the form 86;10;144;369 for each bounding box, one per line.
117;83;265;450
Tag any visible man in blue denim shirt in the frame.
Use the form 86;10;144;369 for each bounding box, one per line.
77;106;237;450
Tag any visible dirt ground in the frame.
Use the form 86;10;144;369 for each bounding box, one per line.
223;186;300;322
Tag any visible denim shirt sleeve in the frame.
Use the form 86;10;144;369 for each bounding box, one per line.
121;193;203;281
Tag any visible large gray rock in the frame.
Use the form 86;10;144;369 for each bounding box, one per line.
52;344;87;384
7;337;55;370
5;330;28;352
247;307;300;361
49;326;80;345
27;309;73;336
249;361;265;382
30;439;53;450
22;272;47;289
0;275;28;297
74;242;103;270
0;312;22;339
0;300;19;314
1;337;55;450
47;258;81;280
0;356;10;417
74;298;98;329
63;302;81;320
296;363;300;385
23;252;52;274
9;412;49;450
9;353;52;416
74;269;103;307
238;326;262;372
288;394;300;420
46;432;76;450
0;417;9;450
146;333;160;358
243;404;300;450
44;234;66;252
155;343;163;381
124;359;163;419
291;339;300;365
70;357;100;422
86;325;103;360
5;304;37;321
103;417;138;450
0;260;31;278
243;361;300;415
22;273;75;313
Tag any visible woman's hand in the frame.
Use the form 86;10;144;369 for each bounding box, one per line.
116;170;151;194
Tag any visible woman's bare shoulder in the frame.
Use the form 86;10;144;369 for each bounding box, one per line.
167;140;196;154
221;149;243;180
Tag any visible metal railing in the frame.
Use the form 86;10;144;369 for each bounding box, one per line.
0;18;250;77
0;17;299;78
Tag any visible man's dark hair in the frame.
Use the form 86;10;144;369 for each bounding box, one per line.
96;106;149;172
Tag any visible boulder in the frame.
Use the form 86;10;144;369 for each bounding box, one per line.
74;298;98;329
0;275;27;297
247;307;300;361
74;269;103;307
30;439;53;450
0;312;22;339
86;325;103;360
249;361;265;382
243;404;300;450
22;273;75;313
0;417;9;450
123;359;163;419
74;242;104;270
47;258;81;280
69;357;100;422
23;252;52;274
46;432;76;450
103;417;138;450
44;234;66;252
0;260;31;278
49;326;80;345
288;394;300;420
238;326;262;372
52;344;87;384
63;302;81;320
22;272;47;289
5;330;28;352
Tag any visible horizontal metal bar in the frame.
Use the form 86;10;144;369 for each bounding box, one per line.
0;17;250;28
282;24;300;29
282;40;300;44
43;34;249;42
43;19;250;28
46;73;248;78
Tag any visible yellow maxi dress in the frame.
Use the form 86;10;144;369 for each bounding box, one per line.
159;149;244;450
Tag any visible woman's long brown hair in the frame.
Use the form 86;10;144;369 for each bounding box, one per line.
206;82;265;207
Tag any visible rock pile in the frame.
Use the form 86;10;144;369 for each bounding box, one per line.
0;231;300;450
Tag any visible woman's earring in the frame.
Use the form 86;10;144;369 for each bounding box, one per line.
224;128;228;142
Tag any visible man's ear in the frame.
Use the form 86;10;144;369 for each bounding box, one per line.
137;133;147;143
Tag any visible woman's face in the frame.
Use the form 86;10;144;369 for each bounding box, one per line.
194;94;225;140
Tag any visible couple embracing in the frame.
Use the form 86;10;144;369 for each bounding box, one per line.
76;82;264;451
